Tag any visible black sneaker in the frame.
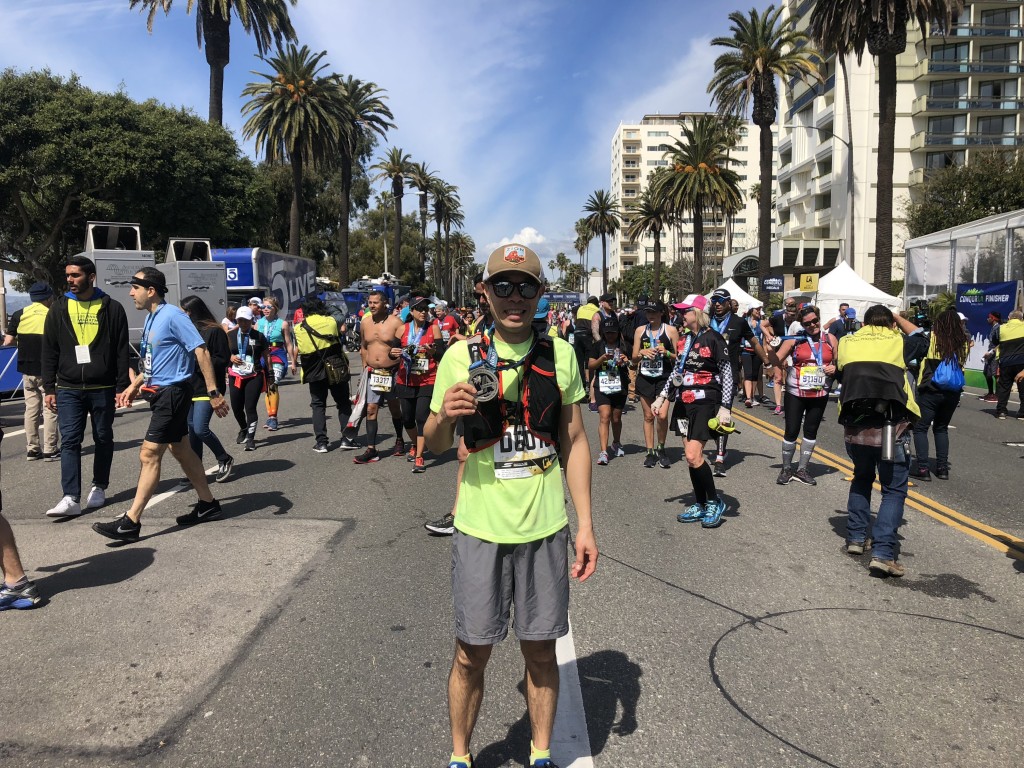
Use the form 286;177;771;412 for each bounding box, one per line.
643;452;657;468
26;450;42;461
776;467;794;485
313;442;329;454
214;457;234;483
658;450;671;469
338;436;358;450
93;515;141;542
244;437;256;452
792;467;817;486
354;447;380;464
391;439;406;457
43;450;61;462
424;513;455;535
176;499;222;526
236;428;248;444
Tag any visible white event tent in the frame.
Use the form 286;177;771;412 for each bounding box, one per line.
784;262;900;321
707;278;762;313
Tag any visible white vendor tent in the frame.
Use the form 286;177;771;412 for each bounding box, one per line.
708;278;762;313
784;261;900;322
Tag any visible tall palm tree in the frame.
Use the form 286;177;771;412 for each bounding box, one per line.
372;147;413;281
626;179;672;300
656;115;743;295
131;0;297;125
336;76;393;286
810;0;962;293
242;43;346;257
449;231;476;304
405;161;437;283
708;5;821;299
430;180;461;296
574;217;592;271
582;190;621;294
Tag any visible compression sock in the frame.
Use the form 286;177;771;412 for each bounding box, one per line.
688;466;707;504
694;461;717;501
529;742;551;765
782;440;797;469
798;439;816;470
266;389;279;417
716;433;730;458
392;416;405;443
366;418;378;449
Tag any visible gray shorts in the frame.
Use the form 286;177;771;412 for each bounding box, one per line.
451;527;569;645
365;368;398;405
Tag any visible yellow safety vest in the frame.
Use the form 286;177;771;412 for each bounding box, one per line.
837;326;920;421
295;314;339;354
996;318;1024;359
19;301;49;335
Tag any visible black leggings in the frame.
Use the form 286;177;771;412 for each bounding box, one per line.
230;375;264;433
401;386;434;431
783;391;829;442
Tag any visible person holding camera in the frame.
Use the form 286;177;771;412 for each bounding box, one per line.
294;296;351;453
836;306;928;577
227;306;273;452
394;296;443;472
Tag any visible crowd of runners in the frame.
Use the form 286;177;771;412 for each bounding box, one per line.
2;243;1023;768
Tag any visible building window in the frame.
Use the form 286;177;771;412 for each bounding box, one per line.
647;145;671;152
981;8;1019;27
647;130;669;137
931;42;968;62
928;114;966;136
930;78;967;98
926;150;964;169
647;160;668;166
977;114;1015;136
980;43;1017;63
978;79;1017;106
624;130;638;138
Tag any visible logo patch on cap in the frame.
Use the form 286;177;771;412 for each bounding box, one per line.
503;245;526;265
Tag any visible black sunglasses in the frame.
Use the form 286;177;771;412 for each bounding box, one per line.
801;317;820;327
784;304;797;310
489;279;540;300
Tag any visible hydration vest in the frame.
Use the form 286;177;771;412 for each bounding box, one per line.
463;334;562;453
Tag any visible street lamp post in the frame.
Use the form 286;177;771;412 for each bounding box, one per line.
783;123;855;271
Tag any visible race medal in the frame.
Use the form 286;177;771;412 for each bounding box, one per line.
369;368;393;393
468;340;498;402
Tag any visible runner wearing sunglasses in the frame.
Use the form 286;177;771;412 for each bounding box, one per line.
772;306;838;485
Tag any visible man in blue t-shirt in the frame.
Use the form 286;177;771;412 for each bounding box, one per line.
93;268;230;542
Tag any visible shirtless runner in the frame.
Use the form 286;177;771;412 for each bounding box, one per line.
353;290;408;464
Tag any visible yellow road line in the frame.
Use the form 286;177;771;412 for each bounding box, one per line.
733;408;1024;560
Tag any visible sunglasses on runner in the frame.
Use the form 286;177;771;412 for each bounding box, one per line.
801;317;819;327
488;279;541;300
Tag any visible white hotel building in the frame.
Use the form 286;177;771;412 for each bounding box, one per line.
607;113;770;292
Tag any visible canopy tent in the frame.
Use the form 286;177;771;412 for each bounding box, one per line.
707;278;762;313
784;261;900;322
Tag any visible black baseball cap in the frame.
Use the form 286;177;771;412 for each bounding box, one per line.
599;316;619;335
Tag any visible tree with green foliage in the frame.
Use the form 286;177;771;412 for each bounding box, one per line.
405;161;437;283
130;0;297;125
709;5;821;300
0;68;269;285
582;190;621;294
372;147;414;282
810;0;963;293
625;181;672;300
242;43;347;258
347;206;424;290
449;231;476;304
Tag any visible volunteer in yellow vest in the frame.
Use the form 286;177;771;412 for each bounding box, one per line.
3;282;59;461
836;305;927;578
424;242;597;768
41;256;130;519
574;296;599;393
294;296;352;453
992;309;1024;420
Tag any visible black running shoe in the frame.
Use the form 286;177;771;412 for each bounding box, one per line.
338;436;358;450
643;452;657;468
658;450;671;469
236;429;248;445
214;457;234;483
176;499;222;526
313;442;329;454
792;468;817;486
391;439;406;457
425;513;455;535
244;437;256;452
93;515;141;542
354;447;380;464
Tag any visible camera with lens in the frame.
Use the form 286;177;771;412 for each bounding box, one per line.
909;300;931;330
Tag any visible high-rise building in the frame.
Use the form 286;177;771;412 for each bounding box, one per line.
607;113;767;294
753;0;1024;288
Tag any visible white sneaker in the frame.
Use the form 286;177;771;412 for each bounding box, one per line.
84;485;106;509
46;495;82;518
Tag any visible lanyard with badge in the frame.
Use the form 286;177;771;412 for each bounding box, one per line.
139;304;165;384
70;299;97;365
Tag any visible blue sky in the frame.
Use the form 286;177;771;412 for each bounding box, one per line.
2;0;772;272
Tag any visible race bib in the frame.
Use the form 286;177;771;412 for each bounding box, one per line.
369;368;394;392
231;355;254;377
640;356;663;377
493;424;557;479
441;329;451;342
798;365;827;389
598;370;622;394
568;332;575;346
411;355;430;374
676;418;689;437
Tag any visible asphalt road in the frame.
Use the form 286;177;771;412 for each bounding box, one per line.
1;376;1021;768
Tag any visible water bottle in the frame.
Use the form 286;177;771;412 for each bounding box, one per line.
881;421;897;462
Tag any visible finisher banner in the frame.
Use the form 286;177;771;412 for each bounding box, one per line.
956;281;1019;371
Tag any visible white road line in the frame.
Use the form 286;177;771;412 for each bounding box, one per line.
4;428;25;437
553;620;595;768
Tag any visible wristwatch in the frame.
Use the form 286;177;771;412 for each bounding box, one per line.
208;389;221;399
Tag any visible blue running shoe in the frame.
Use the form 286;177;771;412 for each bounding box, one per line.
701;497;727;528
448;756;473;768
531;761;560;767
0;580;41;610
677;503;705;523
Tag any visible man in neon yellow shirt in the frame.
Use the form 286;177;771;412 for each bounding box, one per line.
425;243;598;768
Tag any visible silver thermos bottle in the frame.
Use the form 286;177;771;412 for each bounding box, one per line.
881;421;898;462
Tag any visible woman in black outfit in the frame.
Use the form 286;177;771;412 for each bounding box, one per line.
227;306;272;452
180;295;234;481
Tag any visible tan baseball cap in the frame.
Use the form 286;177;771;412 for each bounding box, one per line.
482;243;545;283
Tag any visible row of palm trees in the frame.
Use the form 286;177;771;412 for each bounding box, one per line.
579;1;964;300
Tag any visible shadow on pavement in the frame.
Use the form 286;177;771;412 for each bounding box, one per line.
33;547;156;597
473;649;642;767
885;572;997;601
227;458;295;481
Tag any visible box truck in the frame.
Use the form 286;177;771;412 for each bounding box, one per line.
158;239;227;317
75;222;156;337
208;247;316;320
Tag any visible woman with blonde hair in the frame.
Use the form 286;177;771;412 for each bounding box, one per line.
256;296;295;431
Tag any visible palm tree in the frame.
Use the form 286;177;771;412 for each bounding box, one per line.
242;43;347;257
655;115;742;295
449;231;476;304
372;147;414;281
581;190;621;294
131;0;297;125
626;180;672;300
430;180;461;296
574;217;592;271
810;0;962;293
708;5;822;299
405;161;437;283
336;76;393;285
